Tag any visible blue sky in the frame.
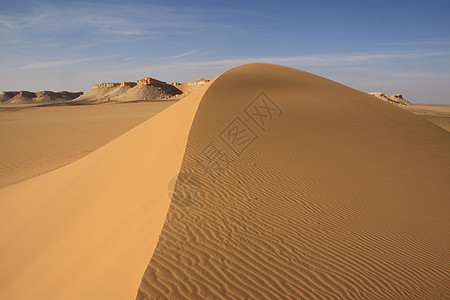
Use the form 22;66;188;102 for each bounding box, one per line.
1;0;449;103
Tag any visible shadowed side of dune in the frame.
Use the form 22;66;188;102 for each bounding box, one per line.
0;84;211;300
137;63;450;299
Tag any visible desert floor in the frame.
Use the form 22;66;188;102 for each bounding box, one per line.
0;101;176;188
405;104;450;132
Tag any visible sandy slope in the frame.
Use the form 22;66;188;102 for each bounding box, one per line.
0;102;176;188
0;85;210;299
137;64;450;299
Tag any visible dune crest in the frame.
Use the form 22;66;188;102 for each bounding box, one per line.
137;63;449;299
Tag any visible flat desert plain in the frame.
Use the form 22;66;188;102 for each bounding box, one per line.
0;101;176;188
0;63;449;299
405;104;450;132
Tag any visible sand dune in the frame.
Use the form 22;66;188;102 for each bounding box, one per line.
0;63;449;299
0;84;211;299
137;63;449;299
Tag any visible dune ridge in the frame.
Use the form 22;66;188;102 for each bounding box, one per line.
137;63;449;299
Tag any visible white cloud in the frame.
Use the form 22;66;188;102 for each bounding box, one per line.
0;18;13;29
113;51;450;75
0;3;203;38
172;50;199;59
20;58;93;70
18;54;123;70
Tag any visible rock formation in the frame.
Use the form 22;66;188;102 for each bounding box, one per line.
92;83;120;88
74;76;183;103
170;78;211;94
92;82;137;89
0;91;83;104
369;92;411;105
1;76;210;104
0;91;20;102
137;77;165;86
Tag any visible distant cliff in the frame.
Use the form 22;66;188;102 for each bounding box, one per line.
73;77;181;103
369;92;411;105
0;91;83;104
73;76;209;103
170;78;210;94
0;76;210;105
92;82;137;89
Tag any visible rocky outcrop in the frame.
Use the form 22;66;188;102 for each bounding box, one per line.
115;84;182;101
0;91;83;104
188;78;210;85
1;76;208;105
120;82;137;87
92;82;137;89
137;77;166;86
369;92;411;105
93;83;120;88
74;76;182;103
0;91;20;102
170;78;210;94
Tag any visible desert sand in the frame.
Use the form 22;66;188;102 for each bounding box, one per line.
0;63;449;299
0;101;176;188
0;85;207;299
405;105;450;132
137;64;449;299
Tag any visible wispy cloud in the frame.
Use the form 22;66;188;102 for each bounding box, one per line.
0;17;13;29
172;50;199;59
18;54;123;70
20;58;93;70
0;3;206;38
115;51;450;75
377;37;450;47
